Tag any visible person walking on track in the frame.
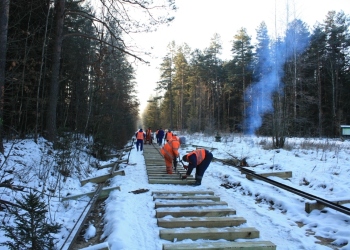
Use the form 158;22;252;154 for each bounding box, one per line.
181;149;213;186
160;135;180;174
157;128;164;146
145;127;152;144
135;129;146;151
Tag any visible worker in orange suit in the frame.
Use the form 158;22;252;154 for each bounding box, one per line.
135;129;146;151
181;149;213;186
165;129;173;142
145;127;152;144
160;135;180;174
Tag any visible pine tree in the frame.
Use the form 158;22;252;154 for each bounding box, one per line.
0;191;61;250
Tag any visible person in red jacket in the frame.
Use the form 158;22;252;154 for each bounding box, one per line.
135;129;145;151
165;129;173;143
145;127;152;144
160;135;180;174
181;149;213;186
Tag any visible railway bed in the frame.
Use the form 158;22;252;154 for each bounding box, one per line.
59;139;350;249
60;142;277;250
142;144;277;250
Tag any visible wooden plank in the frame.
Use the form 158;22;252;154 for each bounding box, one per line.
147;169;187;174
61;186;120;201
148;179;196;185
146;170;169;174
146;167;167;170
145;162;166;166
149;176;194;180
105;154;122;160
143;152;163;155
153;195;219;201
155;201;227;208
162;241;276;250
148;174;183;178
147;171;185;174
146;169;186;174
191;144;218;151
148;174;193;178
246;171;292;180
159;227;259;241
98;160;127;169
305;199;350;213
80;170;125;186
158;216;246;228
152;191;215;196
156;208;236;218
119;145;133;151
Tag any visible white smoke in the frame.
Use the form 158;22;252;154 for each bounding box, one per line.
245;19;310;135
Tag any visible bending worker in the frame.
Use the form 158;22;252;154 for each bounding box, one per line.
160;135;180;174
181;149;213;186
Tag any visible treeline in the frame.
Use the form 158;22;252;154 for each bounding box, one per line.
0;0;175;154
144;10;350;145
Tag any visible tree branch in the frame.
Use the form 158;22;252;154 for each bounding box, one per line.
63;32;147;63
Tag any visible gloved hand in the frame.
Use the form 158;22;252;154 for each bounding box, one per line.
181;175;187;180
183;165;188;170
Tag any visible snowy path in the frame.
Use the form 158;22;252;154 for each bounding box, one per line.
100;138;350;250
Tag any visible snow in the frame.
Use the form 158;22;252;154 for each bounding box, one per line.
1;134;350;249
84;224;97;241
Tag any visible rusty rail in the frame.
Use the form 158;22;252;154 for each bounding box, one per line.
215;158;350;216
59;185;104;250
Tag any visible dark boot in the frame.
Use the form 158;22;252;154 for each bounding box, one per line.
192;180;201;186
193;175;202;186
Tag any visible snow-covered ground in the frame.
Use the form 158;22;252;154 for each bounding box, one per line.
0;133;350;250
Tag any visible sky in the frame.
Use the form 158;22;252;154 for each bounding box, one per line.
1;134;350;249
129;0;350;114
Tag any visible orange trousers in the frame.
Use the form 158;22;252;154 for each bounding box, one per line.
164;155;173;174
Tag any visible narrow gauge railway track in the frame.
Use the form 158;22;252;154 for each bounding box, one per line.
150;141;164;154
60;184;104;250
215;157;350;216
59;142;133;250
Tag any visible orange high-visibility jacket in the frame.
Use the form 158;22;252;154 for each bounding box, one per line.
136;131;144;140
160;137;180;159
187;149;206;165
165;132;173;141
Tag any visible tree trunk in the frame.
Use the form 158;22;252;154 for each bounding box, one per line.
0;0;10;153
317;57;323;137
35;1;51;142
46;0;65;142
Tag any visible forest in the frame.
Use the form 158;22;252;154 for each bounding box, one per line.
0;0;350;154
143;11;350;149
0;0;176;155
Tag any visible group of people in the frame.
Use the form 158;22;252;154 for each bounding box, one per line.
158;130;213;186
155;128;176;146
135;127;177;149
135;127;213;186
135;126;156;151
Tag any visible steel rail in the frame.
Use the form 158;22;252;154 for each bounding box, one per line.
215;158;350;216
60;184;104;250
59;141;134;249
150;141;164;157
